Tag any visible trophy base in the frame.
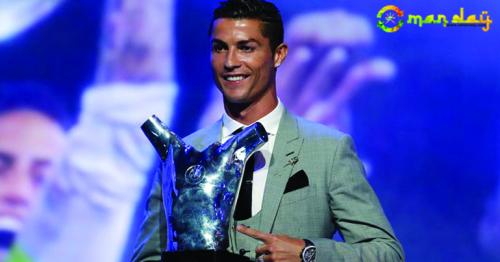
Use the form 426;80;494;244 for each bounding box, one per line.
162;250;251;262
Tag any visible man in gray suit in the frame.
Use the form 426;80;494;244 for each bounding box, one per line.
132;0;404;261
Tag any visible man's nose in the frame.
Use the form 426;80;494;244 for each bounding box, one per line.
1;167;33;209
224;49;241;70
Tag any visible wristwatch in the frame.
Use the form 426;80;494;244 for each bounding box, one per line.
300;239;316;262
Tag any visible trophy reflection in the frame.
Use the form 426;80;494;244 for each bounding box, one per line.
141;115;267;260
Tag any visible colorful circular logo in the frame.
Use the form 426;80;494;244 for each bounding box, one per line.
377;5;405;33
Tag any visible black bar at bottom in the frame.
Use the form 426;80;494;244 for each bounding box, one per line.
162;251;251;262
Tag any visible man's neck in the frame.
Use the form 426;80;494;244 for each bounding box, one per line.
224;94;278;125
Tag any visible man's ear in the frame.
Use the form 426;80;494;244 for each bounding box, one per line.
273;43;288;68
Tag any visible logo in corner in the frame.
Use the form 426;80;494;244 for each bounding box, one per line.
377;5;405;33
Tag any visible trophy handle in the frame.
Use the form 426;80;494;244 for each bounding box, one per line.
141;115;187;160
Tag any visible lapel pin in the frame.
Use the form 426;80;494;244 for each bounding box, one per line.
285;156;299;167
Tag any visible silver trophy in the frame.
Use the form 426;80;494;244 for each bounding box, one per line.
141;115;267;253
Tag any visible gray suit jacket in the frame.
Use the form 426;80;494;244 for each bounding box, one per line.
131;110;404;261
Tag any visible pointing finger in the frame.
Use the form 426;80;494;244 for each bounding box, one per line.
236;225;272;242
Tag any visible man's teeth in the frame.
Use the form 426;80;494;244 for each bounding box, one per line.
226;75;245;81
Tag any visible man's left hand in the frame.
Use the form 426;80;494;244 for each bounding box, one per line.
236;225;305;262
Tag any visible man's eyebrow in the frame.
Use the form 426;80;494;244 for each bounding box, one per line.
32;159;52;168
237;39;260;45
211;39;226;44
211;38;260;45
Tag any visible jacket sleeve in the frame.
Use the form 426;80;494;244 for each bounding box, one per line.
131;165;167;262
311;135;404;261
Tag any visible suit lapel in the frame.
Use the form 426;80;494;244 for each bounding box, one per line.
260;110;304;233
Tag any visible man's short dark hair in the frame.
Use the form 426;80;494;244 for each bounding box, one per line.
0;82;70;130
209;0;284;52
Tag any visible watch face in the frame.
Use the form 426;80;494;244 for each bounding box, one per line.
302;246;316;262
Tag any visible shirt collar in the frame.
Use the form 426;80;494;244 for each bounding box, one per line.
222;99;284;138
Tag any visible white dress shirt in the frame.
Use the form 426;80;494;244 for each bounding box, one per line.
221;99;284;216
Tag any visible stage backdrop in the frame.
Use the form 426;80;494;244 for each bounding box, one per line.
0;0;498;261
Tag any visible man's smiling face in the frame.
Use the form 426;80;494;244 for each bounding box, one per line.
210;18;278;105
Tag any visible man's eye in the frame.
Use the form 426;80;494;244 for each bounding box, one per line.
212;45;226;53
239;45;255;52
0;152;13;175
31;171;48;187
31;165;53;187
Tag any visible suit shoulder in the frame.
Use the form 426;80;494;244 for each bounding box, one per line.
293;116;361;161
295;115;347;142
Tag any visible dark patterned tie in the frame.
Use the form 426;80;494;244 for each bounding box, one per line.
231;127;254;220
234;154;254;220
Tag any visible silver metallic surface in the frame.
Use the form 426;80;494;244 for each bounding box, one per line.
142;115;268;251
